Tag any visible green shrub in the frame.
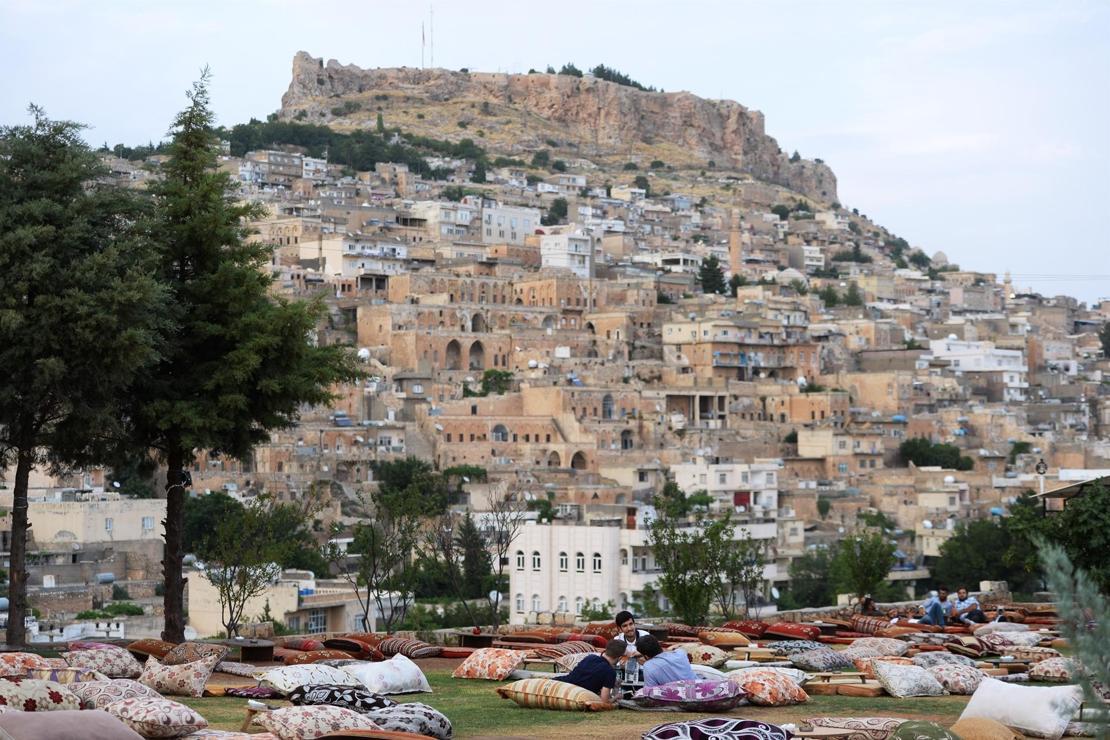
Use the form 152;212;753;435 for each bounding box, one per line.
104;602;144;616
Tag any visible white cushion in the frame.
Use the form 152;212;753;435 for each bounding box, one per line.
959;677;1082;739
257;664;362;695
340;654;432;695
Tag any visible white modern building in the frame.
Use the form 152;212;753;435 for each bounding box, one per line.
480;203;541;245
670;457;782;516
540;229;593;279
921;338;1029;402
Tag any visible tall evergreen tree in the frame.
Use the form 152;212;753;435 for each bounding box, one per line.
124;73;362;642
699;255;727;295
0;108;168;645
457;513;490;599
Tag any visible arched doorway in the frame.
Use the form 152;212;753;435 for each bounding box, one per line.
492;424;509;442
472;313;487;333
602;394;615;420
445;339;462;371
468;340;485;370
585;321;596;335
547;451;561;467
570;451;587;470
541;315;556;330
621;429;634;450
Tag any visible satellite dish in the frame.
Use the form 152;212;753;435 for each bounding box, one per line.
357;348;371;361
770;586;781;600
837;527;845;534
112;481;121;488
922;520;934;529
488;590;501;604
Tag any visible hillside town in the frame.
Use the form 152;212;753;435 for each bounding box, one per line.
10;59;1110;646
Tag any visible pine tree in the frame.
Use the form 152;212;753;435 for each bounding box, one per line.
457;514;490;599
0;108;168;645
699;255;727;294
844;282;864;306
121;73;362;642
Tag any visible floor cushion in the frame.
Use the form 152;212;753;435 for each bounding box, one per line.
65;646;143;678
926;663;985;694
215;660;260;677
642;719;792;740
319;659;367;669
727;665;807;685
581;621;623;640
290;683;396;714
104;696;208;738
224;685;285;699
556;632;608;648
948;718;1023;740
850;615;892;635
728;669;808;706
632;679;746;712
790;648;854;672
23;667;108;684
364;703;453;739
255;706;380;740
689;664;727;681
843;637;910;658
959;677;1082;739
0;677;80;711
436;647;475;659
69;678;163;709
324;639;385;661
555;652;601;672
530;641;597;661
973;622;1029;635
853;656;913;678
1002;646;1060;663
340;634;388;647
764;622;822;641
805;717;907;740
138;653;221;698
376;638;441;660
877;625;922;639
128;639;176;660
68;641;119;650
161;642;230;667
721;620;769;638
0;652;52;677
450;647;525;680
1028;657;1078;683
890;720;959;740
495;677;609;711
341;654;431;694
698;630;751;648
0;708;144;739
260;665;363;695
286;650;364;666
666;643;729;668
768;640;827;655
873;662;945;698
914;651;977;669
279;638;326;652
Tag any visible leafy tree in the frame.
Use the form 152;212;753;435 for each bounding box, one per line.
831;532;896;600
729;273;747;297
441;185;466;202
623;162;639;171
819;285;840;307
789;279;808;295
785;547;835;608
649;516;716;625
184;492;245;556
108;457;158;499
1008;440;1032;464
650;159;666;169
707;523;767;619
471;161;486;183
771;204;791;221
551;160;567;172
699;255;727;295
898;438;973;470
589;64;656;91
909;250;932;268
0;109;168;645
457;513;491;599
633;174;651;196
817;498;831;520
541;197;568;226
530;150;550;168
653;480;690;519
932;519;1037;594
1035;483;1110;592
858;510;897;531
844;282;864;306
123;74;362;642
558;63;582;77
482;493;526;628
372;457;449;519
527;497;556;523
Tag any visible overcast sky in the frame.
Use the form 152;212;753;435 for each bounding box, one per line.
3;1;1107;303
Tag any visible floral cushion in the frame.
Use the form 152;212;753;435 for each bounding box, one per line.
805;717;908;740
284;649;361;666
65;646;143;679
128;639;176;660
873;662;946;698
554;652;599;673
842;637;910;658
768;640;826;655
259;664;362;695
728;669;808;706
853;657;913;679
643;719;792;740
1002;646;1060;663
960;678;1083;739
105;697;208;738
727;665;807;685
0;709;146;740
0;652;52;676
764;622;822;641
19;667;107;684
68;641;119;650
633;679;746;712
224;686;284;699
341;654;432;695
0;678;81;711
69;678;163;709
495;677;608;711
450;647;525;680
162;642;230;666
926;664;985;695
1028;657;1078;683
912;652;976;669
365;702;454;739
722;620;769;638
790;648;854;672
698;630;751;648
138;654;221;697
289;683;396;713
376;637;442;660
666;643;729;668
254;705;380;740
214;661;259;677
890;720;959;740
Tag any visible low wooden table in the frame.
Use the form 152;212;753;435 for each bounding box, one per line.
983;658;1029;673
456;632;496;649
217;638;274;663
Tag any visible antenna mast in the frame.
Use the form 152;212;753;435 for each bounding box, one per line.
421;22;425;69
430;6;434;68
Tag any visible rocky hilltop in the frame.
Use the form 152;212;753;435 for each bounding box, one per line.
279;52;836;203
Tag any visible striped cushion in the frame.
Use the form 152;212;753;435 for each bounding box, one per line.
530;641;597;661
495;677;608;711
851;615;891;635
377;638;442;660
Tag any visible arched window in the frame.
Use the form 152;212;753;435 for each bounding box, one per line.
515;550;524;571
559;552;568;572
620;549;628;566
575;552;585;572
592;552;602;573
514;593;524;613
531;551;541;570
492;424;509;442
531;594;541;612
574;596;584;614
602;394;615;420
557;595;568;613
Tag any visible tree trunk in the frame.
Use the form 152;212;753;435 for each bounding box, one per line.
162;447;186;643
6;447;34;647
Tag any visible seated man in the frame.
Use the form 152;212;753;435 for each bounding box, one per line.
556;639;624;703
950;586;988;624
637;635;696;687
916;586;949;626
857;595;883;616
609;610;650;677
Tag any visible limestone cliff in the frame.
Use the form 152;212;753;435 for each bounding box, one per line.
279;52;836;203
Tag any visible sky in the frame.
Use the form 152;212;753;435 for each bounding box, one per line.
3;0;1108;304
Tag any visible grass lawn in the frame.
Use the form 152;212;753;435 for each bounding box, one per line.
182;668;972;739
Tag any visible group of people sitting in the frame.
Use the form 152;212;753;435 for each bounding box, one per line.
555;610;697;702
858;585;1008;627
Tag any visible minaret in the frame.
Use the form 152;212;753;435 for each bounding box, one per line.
728;207;742;278
1003;270;1013;307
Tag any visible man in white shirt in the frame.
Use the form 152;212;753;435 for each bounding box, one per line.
610;610;650;679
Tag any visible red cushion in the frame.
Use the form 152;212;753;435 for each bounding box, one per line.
438;647;475;659
581;622;622;640
322;638;385;661
557;633;608;648
763;623;821;641
279;637;325;651
722;620;769;638
818;636;858;645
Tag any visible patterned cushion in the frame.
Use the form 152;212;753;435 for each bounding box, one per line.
138;654;221;697
317;659;366;669
948;718;1023;740
890;720;960;740
65;646;143;678
279;638;326;652
790;648;854;672
0;678;80;711
376;637;442;660
289;683;396;713
451;647;525;680
224;686;284;699
341;654;432;695
128;639;176;659
215;661;259;677
554;652;600;673
365;702;453;739
323;638;384;661
842;637;909;658
105;697;208;738
728;669;808;706
23;667;108;684
162;642;230;666
666;643;729;668
284;650;361;666
768;640;827;655
643;719;792;740
727;666;807;685
912;651;976;669
0;709;145;740
926;664;985;695
851;615;892;635
853;656;913;679
1028;657;1078;683
530;641;597;660
69;678;163;709
259;665;363;695
877;625;923;639
68;641;119;650
555;632;608;648
698;630;751;648
582;621;623;640
1002;646;1060;663
495;677;608;711
805;717;908;740
0;652;52;676
254;706;380;739
633;679;746;712
721;620;769;638
960;678;1083;739
764;622;822;641
873;662;946;698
